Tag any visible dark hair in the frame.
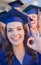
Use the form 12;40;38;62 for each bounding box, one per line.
4;24;37;65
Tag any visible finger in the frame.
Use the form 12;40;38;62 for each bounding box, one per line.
27;37;34;43
27;42;33;49
27;37;36;50
27;42;36;51
30;28;36;38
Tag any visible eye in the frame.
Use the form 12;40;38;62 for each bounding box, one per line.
32;15;36;18
7;29;13;32
17;27;22;31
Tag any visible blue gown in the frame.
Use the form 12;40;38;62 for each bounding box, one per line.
38;53;41;65
0;49;38;65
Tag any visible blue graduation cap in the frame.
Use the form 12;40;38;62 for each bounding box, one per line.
23;5;41;15
0;11;7;22
0;8;32;25
8;0;24;8
0;11;7;15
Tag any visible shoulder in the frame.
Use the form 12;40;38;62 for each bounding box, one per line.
25;48;38;64
0;50;8;65
0;50;5;58
37;53;41;65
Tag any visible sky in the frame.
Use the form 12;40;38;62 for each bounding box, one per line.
21;0;33;3
21;0;41;7
38;0;41;6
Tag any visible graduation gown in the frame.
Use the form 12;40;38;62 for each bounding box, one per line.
0;49;38;65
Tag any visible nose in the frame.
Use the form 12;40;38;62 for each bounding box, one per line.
12;30;18;36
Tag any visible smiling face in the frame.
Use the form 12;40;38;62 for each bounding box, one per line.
7;22;25;46
28;14;38;29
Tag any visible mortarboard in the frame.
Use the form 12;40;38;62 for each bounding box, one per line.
23;5;41;15
8;0;24;8
0;11;7;23
0;8;32;25
0;11;8;23
0;11;7;16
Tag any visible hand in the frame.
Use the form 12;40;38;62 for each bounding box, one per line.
27;28;41;54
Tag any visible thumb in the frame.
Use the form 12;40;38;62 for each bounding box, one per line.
27;37;34;48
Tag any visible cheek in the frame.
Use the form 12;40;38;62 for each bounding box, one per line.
34;19;38;25
34;16;38;22
20;30;25;39
7;32;12;40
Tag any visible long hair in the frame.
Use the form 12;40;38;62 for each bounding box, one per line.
4;24;37;65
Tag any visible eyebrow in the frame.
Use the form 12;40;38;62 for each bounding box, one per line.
17;26;22;28
7;26;22;29
7;28;13;30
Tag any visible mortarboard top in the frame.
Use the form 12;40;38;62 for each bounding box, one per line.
8;0;24;7
0;8;32;25
0;11;7;16
23;5;41;15
0;11;7;23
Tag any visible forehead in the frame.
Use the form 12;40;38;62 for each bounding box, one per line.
28;14;38;17
7;22;23;28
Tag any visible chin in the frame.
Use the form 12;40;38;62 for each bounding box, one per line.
31;25;36;28
11;41;21;46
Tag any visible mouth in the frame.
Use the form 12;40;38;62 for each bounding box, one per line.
11;37;19;41
10;35;21;42
31;21;35;24
13;38;19;40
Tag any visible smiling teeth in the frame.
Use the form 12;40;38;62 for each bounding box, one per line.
13;38;19;40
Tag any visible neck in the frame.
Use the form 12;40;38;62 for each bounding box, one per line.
12;43;25;62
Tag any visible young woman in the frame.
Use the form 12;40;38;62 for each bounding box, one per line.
0;9;38;65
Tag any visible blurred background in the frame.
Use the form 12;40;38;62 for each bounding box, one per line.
0;0;38;12
0;0;41;34
0;0;41;12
